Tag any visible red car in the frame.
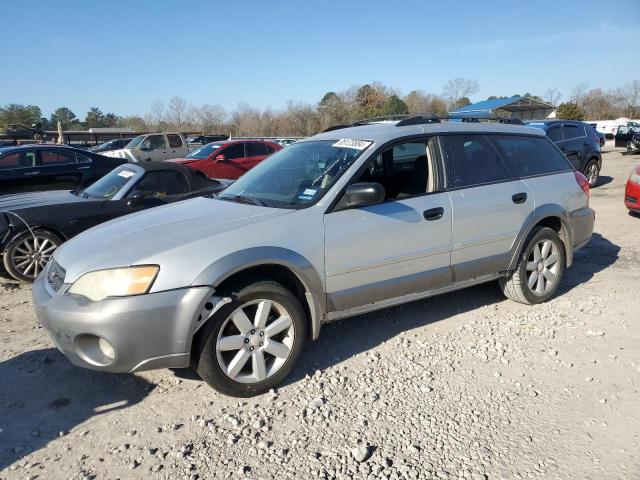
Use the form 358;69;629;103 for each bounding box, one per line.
173;140;281;179
625;163;640;214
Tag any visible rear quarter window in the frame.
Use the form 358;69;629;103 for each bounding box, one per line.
489;135;572;177
167;134;183;148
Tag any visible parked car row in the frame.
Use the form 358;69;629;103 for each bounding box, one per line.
24;117;596;397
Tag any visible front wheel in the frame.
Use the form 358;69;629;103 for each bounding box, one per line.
3;230;62;282
194;280;306;397
499;227;565;305
584;159;600;187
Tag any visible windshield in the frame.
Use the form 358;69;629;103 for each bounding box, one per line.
186;143;223;159
93;140;118;152
82;165;141;199
218;140;370;208
126;135;145;148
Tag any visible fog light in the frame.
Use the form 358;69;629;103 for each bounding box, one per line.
98;337;116;360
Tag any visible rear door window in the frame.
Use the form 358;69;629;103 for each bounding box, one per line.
489;135;571;177
246;142;268;157
221;143;245;160
439;135;512;189
167;134;183;148
563;124;585;140
39;149;77;166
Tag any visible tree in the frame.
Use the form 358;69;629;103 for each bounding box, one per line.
381;95;408;115
0;104;43;126
570;82;589;107
556;102;585;120
318;91;349;129
168;96;187;128
354;84;386;120
443;78;479;110
544;88;562;106
84;107;106;128
451;96;471;110
582;89;619;120
117;115;147;131
192;104;226;134
49;107;78;129
614;79;640;117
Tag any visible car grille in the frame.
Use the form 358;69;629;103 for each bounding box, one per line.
47;259;66;292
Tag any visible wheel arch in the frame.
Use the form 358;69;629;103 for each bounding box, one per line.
193;247;326;341
508;205;574;270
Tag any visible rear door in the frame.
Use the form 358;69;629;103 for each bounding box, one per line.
167;134;186;159
440;134;534;282
557;124;586;169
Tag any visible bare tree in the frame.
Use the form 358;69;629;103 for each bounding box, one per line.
443;78;480;109
168;96;188;128
570;82;589;107
190;104;227;134
614;79;640;117
148;100;164;129
543;88;562;106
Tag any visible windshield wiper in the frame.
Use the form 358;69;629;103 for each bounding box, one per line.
218;194;266;207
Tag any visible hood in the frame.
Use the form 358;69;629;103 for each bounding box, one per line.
169;158;199;165
0;190;87;212
54;197;293;284
102;149;135;161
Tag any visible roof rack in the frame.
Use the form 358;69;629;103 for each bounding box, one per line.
321;114;524;133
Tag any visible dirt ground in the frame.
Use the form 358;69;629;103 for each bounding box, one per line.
1;146;639;480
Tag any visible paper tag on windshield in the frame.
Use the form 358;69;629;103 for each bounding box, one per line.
118;170;136;178
332;139;372;150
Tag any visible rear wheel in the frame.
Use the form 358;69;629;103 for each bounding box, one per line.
499;227;565;305
584;159;600;187
194;280;306;397
3;230;62;282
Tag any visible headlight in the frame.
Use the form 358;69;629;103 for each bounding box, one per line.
630;168;640;185
68;265;159;301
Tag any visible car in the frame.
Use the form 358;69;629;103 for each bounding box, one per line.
526;120;603;187
187;135;229;147
588;126;606;148
3;123;47;141
89;138;134;153
32;117;594;397
1;162;229;282
0;144;126;195
101;133;189;163
625;164;640;215
614;124;640;148
273;138;298;147
172;140;282;179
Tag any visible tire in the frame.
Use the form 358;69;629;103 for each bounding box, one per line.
583;159;600;187
499;227;565;305
3;229;62;282
194;279;307;397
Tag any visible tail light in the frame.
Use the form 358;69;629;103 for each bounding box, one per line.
575;171;590;197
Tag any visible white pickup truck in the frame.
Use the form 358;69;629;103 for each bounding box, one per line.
102;133;189;162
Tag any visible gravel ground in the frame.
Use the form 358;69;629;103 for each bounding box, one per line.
1;147;639;480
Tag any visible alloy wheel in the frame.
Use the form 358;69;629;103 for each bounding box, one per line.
525;239;560;295
10;235;57;279
216;299;295;384
587;163;599;185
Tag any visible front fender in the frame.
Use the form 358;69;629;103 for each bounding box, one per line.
192;247;326;339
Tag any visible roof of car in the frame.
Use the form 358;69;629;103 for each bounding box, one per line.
0;144;91;153
526;119;587;126
306;121;545;145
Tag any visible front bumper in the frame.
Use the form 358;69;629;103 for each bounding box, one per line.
32;273;212;373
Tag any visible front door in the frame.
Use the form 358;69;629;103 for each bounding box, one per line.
212;143;249;179
324;138;452;313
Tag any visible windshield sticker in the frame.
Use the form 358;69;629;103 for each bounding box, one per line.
298;195;313;200
302;188;317;196
118;170;136;178
332;139;372;150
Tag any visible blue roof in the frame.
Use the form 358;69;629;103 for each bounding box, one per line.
450;96;522;118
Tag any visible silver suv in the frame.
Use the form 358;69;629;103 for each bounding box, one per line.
33;118;595;397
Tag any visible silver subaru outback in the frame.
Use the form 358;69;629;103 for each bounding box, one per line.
32;118;594;397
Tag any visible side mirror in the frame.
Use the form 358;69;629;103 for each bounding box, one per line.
215;154;226;162
126;191;145;206
340;182;385;209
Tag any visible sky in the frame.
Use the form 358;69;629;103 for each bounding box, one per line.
1;0;639;119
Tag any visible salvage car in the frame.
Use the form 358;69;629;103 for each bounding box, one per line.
526;120;602;187
3;123;47;140
0;144;126;195
32;117;594;397
625;163;640;215
172;139;281;179
1;162;228;282
101;133;189;163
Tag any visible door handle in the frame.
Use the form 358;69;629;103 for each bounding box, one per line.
24;171;40;176
423;207;444;221
78;166;91;170
512;192;527;204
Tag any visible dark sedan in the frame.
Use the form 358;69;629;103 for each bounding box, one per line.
0;162;229;282
0;144;126;195
89;138;134;153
